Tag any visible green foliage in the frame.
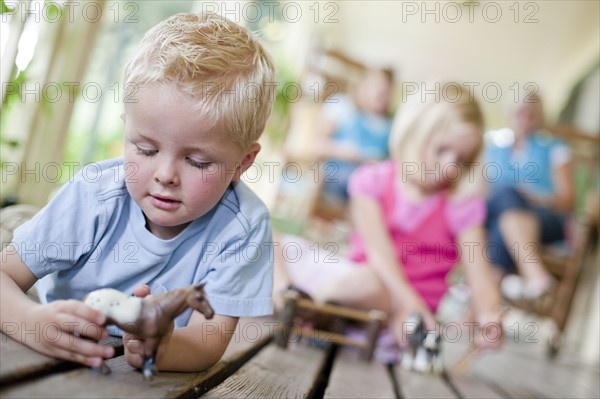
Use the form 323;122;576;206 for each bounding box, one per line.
1;70;27;116
1;0;14;14
263;62;298;147
45;2;60;20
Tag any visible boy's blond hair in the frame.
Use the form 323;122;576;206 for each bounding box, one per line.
124;13;276;151
389;83;485;197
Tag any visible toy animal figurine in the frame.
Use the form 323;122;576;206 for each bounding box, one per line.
83;283;214;380
401;313;443;374
401;313;427;370
413;330;443;374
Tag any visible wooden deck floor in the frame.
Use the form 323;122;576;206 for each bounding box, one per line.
1;317;598;398
440;337;600;399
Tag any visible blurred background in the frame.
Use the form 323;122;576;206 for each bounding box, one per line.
1;0;599;365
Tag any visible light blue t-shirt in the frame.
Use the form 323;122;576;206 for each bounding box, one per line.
12;158;274;328
485;130;571;198
324;94;392;161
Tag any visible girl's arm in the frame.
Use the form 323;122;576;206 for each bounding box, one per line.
0;245;112;366
457;226;504;349
125;312;237;372
351;194;436;328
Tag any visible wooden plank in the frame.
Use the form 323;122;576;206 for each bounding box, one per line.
444;338;600;399
442;338;538;399
0;355;225;399
394;367;458;399
324;348;396;398
474;348;562;399
0;333;122;386
484;345;600;399
493;338;600;375
0;332;63;385
202;344;329;399
445;372;506;399
0;317;273;398
221;317;276;363
442;340;514;399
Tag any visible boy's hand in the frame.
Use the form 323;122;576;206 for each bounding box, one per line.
123;284;150;368
26;300;114;367
123;321;174;369
122;284;174;369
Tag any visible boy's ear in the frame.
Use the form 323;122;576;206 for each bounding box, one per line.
233;143;261;181
120;113;126;122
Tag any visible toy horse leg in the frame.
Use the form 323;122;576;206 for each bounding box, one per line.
412;345;431;372
142;356;157;380
419;331;443;374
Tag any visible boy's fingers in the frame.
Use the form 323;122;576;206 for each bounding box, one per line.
61;333;114;357
54;313;108;341
125;337;144;355
58;299;107;324
133;285;151;298
48;346;104;368
125;351;144;369
41;333;114;364
80;338;115;359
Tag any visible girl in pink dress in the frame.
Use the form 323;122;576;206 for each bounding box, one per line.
274;84;504;352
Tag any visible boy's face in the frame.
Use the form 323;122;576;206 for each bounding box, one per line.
122;84;259;240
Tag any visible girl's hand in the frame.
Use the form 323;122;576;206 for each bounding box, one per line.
390;292;436;347
26;300;114;367
474;311;505;351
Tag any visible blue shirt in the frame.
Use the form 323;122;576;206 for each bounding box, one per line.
324;94;392;161
485;131;570;197
12;159;274;328
333;112;392;160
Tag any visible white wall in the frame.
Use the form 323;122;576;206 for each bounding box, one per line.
316;1;599;129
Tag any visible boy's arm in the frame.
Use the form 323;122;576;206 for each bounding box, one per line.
0;245;114;366
125;311;238;372
457;226;504;349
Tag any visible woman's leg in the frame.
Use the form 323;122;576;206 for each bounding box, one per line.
498;209;551;284
487;187;555;297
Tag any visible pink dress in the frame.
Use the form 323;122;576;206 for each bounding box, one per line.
347;161;486;311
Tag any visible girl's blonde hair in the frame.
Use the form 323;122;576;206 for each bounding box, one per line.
389;83;485;197
123;13;276;151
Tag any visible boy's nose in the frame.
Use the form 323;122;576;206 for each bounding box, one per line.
154;162;179;186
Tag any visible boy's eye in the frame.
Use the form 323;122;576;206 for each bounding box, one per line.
136;146;157;156
186;157;211;169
